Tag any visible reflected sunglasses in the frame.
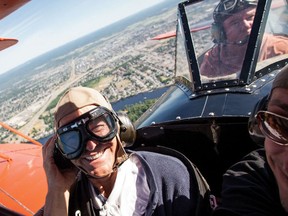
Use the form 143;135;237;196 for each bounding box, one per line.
256;111;288;146
56;106;119;159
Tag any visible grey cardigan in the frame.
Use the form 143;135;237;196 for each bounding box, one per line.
68;148;212;216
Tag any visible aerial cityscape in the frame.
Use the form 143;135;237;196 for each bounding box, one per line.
0;3;178;142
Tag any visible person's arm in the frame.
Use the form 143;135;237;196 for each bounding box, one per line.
42;135;78;216
43;189;70;215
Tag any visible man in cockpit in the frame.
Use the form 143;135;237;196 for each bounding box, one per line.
200;0;288;78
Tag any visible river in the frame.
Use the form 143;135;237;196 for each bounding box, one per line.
111;86;169;111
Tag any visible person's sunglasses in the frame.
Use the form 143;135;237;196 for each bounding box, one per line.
256;111;288;146
56;106;119;159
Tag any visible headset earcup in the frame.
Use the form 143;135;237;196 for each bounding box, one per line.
211;22;225;43
248;95;269;146
117;111;136;147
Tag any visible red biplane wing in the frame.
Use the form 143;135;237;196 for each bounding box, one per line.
0;0;30;51
0;122;47;215
0;0;30;20
151;30;176;40
151;24;211;40
0;144;47;215
0;38;18;51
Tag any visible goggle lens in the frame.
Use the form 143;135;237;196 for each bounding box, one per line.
56;107;118;159
257;111;288;145
58;130;82;155
88;113;115;138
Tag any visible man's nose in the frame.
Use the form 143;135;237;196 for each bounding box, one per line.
243;19;253;28
86;140;98;151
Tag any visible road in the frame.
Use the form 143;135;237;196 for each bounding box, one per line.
20;59;88;136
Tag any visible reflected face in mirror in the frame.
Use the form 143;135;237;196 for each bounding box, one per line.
223;7;256;44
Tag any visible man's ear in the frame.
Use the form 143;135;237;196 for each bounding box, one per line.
248;95;268;146
211;22;226;43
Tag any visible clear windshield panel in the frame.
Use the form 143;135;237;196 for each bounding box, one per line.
175;18;191;82
257;0;288;68
188;0;258;83
186;1;217;60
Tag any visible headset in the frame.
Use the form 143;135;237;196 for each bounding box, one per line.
211;0;258;43
117;111;136;147
211;22;226;44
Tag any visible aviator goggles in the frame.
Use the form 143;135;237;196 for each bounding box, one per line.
213;0;257;22
256;111;288;146
56;106;119;159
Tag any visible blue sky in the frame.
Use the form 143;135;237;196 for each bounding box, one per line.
0;0;164;75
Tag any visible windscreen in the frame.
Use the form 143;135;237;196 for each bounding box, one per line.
175;0;288;89
256;0;288;70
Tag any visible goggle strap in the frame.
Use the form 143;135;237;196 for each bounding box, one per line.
114;135;129;168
